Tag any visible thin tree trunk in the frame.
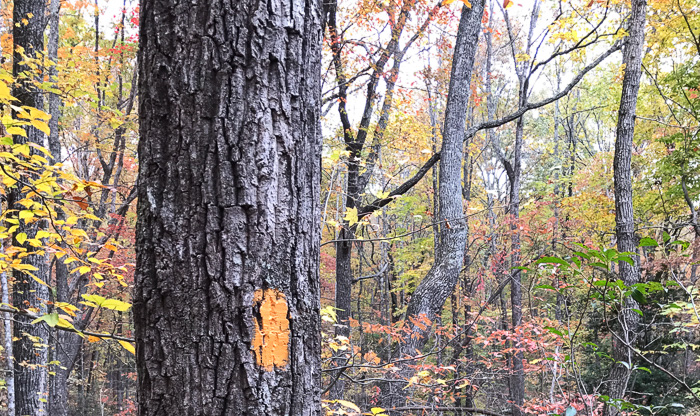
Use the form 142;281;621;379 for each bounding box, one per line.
499;3;540;412
326;3;436;397
604;1;647;415
397;0;485;366
45;0;75;414
135;0;322;414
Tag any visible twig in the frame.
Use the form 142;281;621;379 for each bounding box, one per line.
0;306;134;342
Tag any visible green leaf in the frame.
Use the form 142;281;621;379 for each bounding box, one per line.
604;249;616;261
632;308;643;316
573;251;590;260
617;256;634;267
639;237;658;247
670;240;690;250
544;326;565;337
534;284;557;291
534;256;569;267
631;289;647;305
31;312;59;327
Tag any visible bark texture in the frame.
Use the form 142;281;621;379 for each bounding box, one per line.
45;1;74;414
397;0;485;360
135;0;322;415
605;1;647;414
11;1;50;415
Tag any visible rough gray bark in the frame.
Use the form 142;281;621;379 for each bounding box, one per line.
135;0;322;414
10;2;50;415
1;271;13;416
398;0;485;361
47;0;61;164
45;1;74;414
605;0;647;414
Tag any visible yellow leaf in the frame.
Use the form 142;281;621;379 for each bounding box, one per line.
371;407;387;415
119;340;135;355
504;0;513;8
100;298;132;312
30;119;50;136
16;232;27;245
343;207;359;226
375;190;390;199
56;302;78;317
29;107;51;121
442;0;471;5
336;400;361;412
19;210;34;220
0;81;13;101
35;230;50;239
456;379;471;389
28;272;49;287
2;176;17;188
7;127;26;137
56;318;77;331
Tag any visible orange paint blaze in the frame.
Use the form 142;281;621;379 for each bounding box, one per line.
252;288;290;371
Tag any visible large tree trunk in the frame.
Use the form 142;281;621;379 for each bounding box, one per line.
135;0;322;415
10;2;50;415
604;1;647;415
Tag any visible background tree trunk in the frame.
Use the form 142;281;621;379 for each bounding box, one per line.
135;0;322;414
605;1;647;414
397;0;485;367
10;1;50;415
